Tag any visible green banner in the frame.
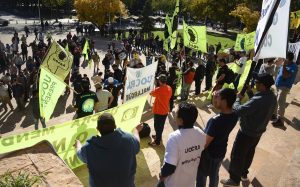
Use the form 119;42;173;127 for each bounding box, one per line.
41;41;73;80
0;95;148;169
39;67;66;121
183;21;207;53
82;40;89;60
170;31;177;50
163;38;169;52
234;32;255;51
165;14;173;37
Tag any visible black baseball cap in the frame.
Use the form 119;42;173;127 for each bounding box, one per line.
253;73;275;88
157;74;167;83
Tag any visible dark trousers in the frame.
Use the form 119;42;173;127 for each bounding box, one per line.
229;130;261;183
195;80;202;95
154;114;168;145
205;74;212;90
197;156;223;187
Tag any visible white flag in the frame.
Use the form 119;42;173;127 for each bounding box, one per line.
255;0;291;60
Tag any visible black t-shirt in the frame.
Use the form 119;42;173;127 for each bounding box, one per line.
205;113;238;158
75;91;98;118
217;65;228;85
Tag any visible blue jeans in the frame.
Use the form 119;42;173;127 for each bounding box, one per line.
196;156;223;187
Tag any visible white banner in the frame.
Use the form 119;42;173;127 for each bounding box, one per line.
254;0;278;53
124;62;158;102
289;42;300;62
255;0;291;60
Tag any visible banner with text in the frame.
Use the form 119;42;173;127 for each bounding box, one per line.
124;62;158;102
289;42;300;62
255;0;289;60
39;67;66;121
0;95;148;169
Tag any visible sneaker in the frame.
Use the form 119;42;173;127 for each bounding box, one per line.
220;179;240;186
241;175;249;182
272;118;284;127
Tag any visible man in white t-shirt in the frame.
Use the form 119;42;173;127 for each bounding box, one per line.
95;83;114;112
158;102;206;187
234;50;248;91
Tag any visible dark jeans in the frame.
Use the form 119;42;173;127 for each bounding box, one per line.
205;74;212;90
154;114;168;145
229;130;261;183
197;156;223;187
195;80;202;95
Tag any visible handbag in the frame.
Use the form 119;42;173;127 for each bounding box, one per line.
198;149;212;176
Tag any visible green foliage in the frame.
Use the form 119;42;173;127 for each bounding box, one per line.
0;171;43;187
42;0;66;8
230;3;260;33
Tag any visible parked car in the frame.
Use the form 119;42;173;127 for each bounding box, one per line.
0;18;9;26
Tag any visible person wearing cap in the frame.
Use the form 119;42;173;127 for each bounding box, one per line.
73;79;99;119
158;102;206;187
74;113;142;187
149;74;172;146
104;77;123;108
95;83;114;112
272;52;298;127
104;76;119;87
221;73;277;186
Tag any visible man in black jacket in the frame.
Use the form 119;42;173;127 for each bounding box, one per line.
194;60;205;95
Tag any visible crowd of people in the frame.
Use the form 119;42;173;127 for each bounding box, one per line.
0;24;299;187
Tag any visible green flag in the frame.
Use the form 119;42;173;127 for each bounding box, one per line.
82;39;89;60
183;20;207;52
165;14;173;38
39;67;66;122
234;32;255;51
163;38;169;52
174;70;182;96
170;31;177;49
41;41;73;80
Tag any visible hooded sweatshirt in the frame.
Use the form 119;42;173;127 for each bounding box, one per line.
77;128;140;187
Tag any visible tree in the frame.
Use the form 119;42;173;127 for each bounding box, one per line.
230;3;260;33
42;0;66;19
122;0;146;15
141;0;154;32
74;0;127;28
188;0;237;32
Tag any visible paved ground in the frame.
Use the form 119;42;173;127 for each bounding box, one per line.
1;21;300;186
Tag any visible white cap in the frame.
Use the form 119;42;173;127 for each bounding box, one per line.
108;77;114;83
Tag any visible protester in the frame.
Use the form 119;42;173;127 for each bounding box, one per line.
73;79;99;119
112;64;123;83
181;61;195;101
167;62;179;112
95;83;114;112
158;102;206;187
272;52;298;127
92;51;100;74
0;80;14;111
234;51;248;90
104;77;122;108
194;60;205;95
221;73;277;186
91;72;103;85
213;58;229;92
11;77;25;111
74;113;142;187
149;74;172;146
197;88;238;187
204;55;216;91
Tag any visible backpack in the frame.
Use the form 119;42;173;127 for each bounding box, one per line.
138;123;151;138
225;68;235;84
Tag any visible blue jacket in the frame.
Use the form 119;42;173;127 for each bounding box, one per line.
233;90;277;137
